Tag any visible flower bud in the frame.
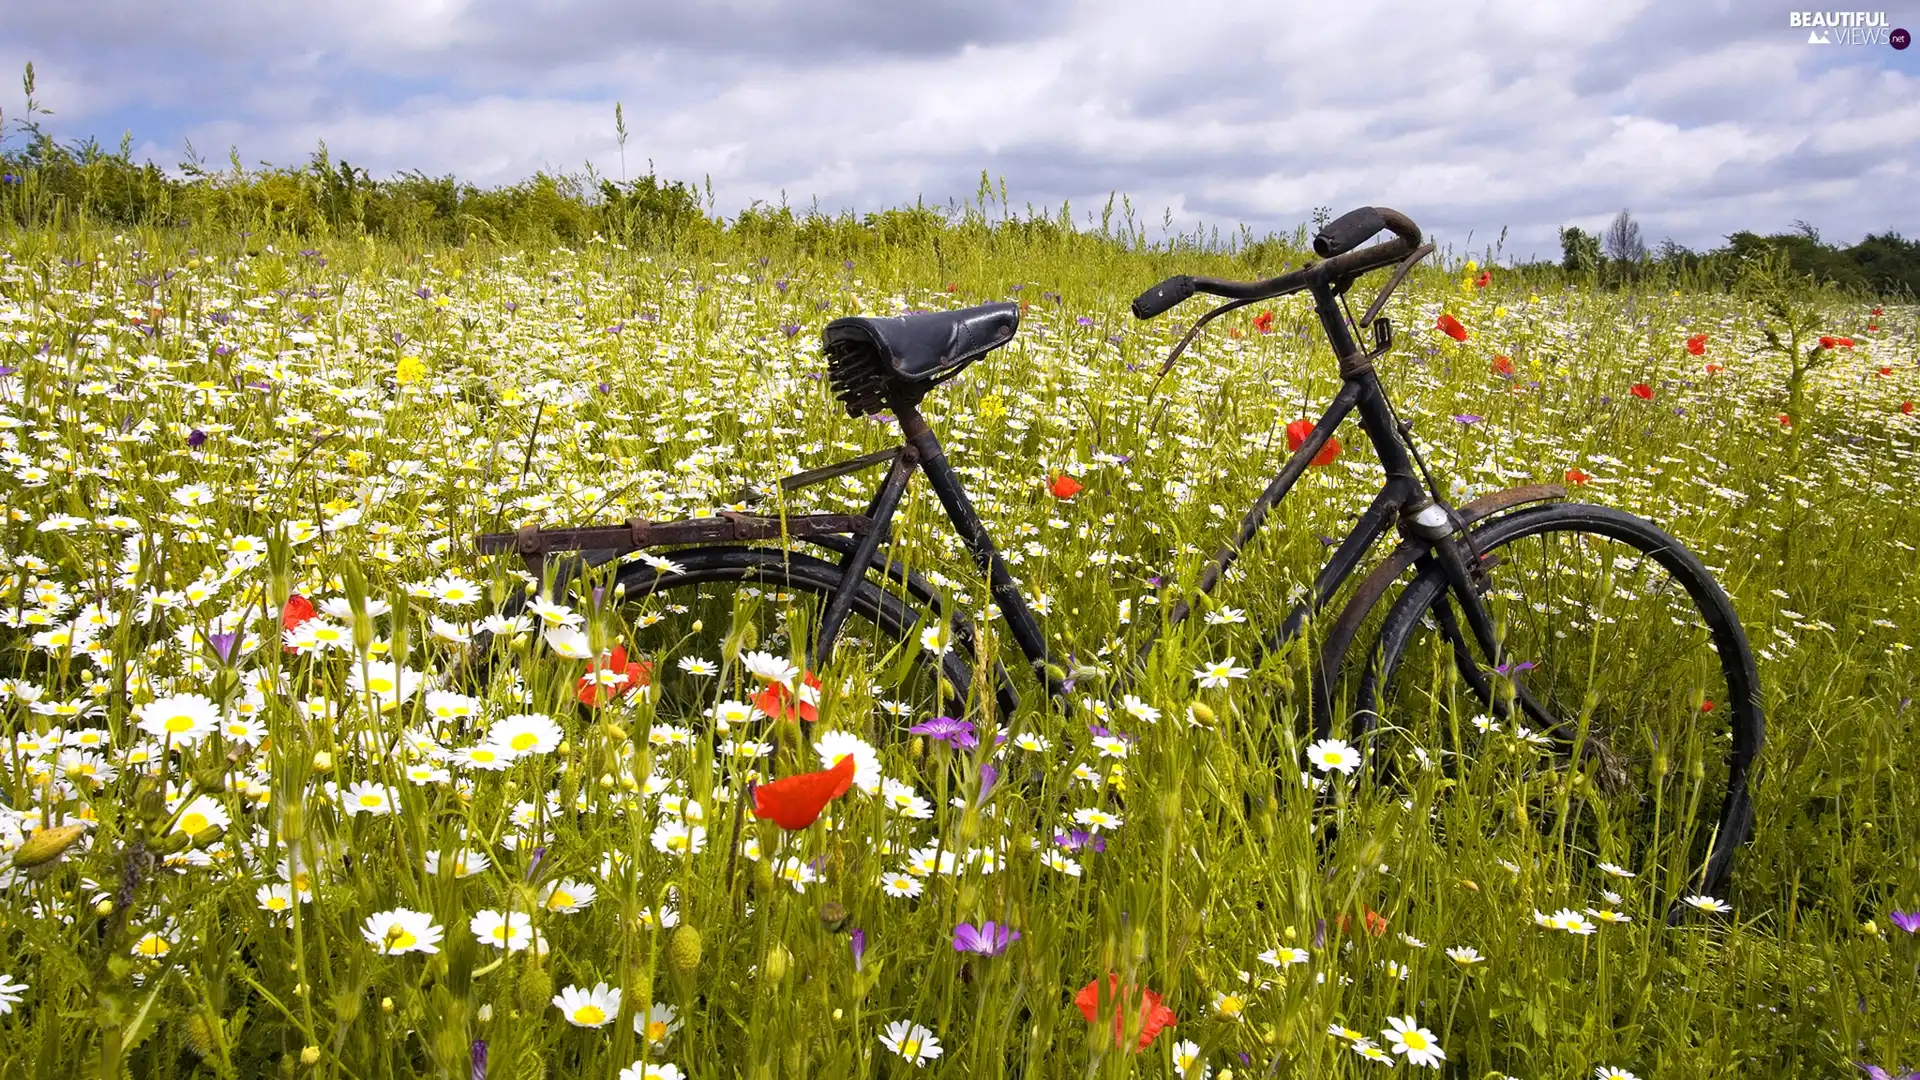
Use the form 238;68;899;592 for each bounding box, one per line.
1189;701;1215;725
311;750;334;774
514;964;554;1014
818;902;848;933
667;925;703;979
11;823;86;868
763;943;790;983
185;1010;217;1058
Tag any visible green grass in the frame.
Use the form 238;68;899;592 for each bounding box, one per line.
0;221;1915;1080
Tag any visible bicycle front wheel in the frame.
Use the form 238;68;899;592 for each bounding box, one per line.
1355;503;1763;902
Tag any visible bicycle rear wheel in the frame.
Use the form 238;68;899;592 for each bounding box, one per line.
462;546;974;741
1354;503;1762;902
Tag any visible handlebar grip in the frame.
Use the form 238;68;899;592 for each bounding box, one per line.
1312;207;1388;259
1131;275;1195;320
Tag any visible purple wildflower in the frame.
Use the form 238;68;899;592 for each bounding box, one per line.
597;382;612;395
471;1040;487;1080
1451;414;1483;425
187;428;207;449
0;366;16;377
1054;829;1105;853
1493;659;1535;677
207;632;239;664
850;927;867;971
979;762;999;800
414;286;433;300
1076;315;1093;327
952;921;1019;956
781;323;803;338
908;715;977;750
1890;910;1920;934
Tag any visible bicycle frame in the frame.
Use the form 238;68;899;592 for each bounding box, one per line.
809;275;1513;719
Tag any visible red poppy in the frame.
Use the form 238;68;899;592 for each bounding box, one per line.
1778;414;1792;427
946;283;958;293
281;594;316;653
1872;307;1884;316
1565;467;1591;485
1868;324;1879;332
1492;355;1515;377
1629;383;1654;401
1705;363;1724;375
1252;309;1275;334
577;645;653;706
1228;328;1244;339
1879;366;1893;376
1700;699;1715;713
1685;333;1708;356
1836;336;1855;347
1335;906;1389;937
1436;313;1468;342
1285;419;1341;466
1819;336;1836;349
1474;270;1491;288
754;671;822;723
1048;472;1083;499
1904;401;1915;415
751;753;856;830
1074;974;1176;1053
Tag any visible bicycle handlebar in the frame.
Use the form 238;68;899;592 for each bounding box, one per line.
1130;206;1423;321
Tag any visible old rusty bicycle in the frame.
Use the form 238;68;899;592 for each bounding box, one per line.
472;206;1763;901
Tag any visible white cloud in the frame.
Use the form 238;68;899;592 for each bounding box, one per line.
2;0;1913;259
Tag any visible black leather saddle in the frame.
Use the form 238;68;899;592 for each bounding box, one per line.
822;301;1019;417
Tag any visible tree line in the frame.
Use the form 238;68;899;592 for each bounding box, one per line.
1557;209;1917;300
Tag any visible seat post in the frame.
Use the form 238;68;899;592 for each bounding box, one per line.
894;404;1060;696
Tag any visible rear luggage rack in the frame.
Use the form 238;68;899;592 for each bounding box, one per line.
475;511;875;579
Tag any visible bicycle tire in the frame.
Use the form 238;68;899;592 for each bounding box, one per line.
1353;502;1762;900
463;545;977;730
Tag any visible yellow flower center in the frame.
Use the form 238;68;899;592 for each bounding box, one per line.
548;891;573;909
164;714;197;733
511;733;537;751
574;1006;605;1025
179;812;209;834
1404;1032;1428;1049
902;1039;920;1056
137;935;170;957
266;896;288;910
386;925;416;950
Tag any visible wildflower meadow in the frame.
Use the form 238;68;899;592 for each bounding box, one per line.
0;180;1917;1080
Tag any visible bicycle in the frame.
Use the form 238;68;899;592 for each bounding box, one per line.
469;206;1763;902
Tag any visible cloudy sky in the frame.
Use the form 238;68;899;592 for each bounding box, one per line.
1;0;1914;260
